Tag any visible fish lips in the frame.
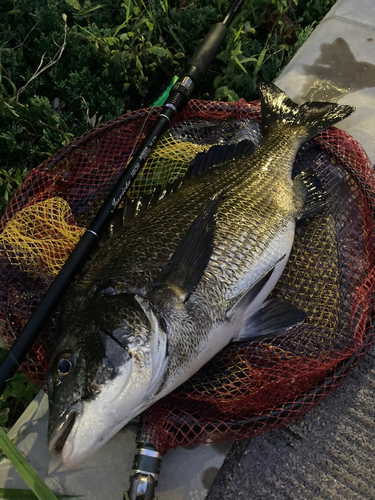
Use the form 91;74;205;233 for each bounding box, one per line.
48;403;80;456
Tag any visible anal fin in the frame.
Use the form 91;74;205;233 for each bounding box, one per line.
232;298;306;342
227;254;287;319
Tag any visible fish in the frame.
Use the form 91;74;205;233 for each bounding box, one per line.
47;82;355;468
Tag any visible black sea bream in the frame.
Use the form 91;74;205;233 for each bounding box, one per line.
47;82;355;468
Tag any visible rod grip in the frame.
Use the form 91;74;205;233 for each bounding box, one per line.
187;22;228;84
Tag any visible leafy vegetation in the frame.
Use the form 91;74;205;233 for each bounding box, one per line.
0;345;38;429
0;426;80;499
0;489;79;499
0;0;336;203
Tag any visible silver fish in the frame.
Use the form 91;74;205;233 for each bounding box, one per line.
47;82;355;468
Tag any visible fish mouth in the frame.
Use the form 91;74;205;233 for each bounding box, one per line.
49;410;77;455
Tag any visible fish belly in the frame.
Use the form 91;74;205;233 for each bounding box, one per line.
156;220;295;401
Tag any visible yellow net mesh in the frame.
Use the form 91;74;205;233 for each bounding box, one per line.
128;138;211;198
0;198;85;277
0;139;211;279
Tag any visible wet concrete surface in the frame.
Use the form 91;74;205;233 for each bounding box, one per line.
207;343;375;500
300;37;375;102
276;0;375;163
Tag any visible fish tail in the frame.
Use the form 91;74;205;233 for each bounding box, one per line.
258;81;355;142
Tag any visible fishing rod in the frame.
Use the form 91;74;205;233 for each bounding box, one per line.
0;0;245;394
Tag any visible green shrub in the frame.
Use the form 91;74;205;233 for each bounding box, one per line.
0;345;38;429
296;0;336;25
0;0;336;201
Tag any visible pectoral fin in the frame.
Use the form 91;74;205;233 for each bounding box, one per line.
152;191;224;302
232;298;306;342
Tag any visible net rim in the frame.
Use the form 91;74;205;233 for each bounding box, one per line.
1;97;374;453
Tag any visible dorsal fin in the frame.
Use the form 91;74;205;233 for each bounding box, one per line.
186;140;255;180
104;139;256;242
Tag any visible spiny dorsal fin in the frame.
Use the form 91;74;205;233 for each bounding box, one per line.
187;140;255;180
105;139;255;241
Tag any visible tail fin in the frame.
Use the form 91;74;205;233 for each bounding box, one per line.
258;81;355;142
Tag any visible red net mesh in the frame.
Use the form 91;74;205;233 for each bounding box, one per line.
0;99;374;454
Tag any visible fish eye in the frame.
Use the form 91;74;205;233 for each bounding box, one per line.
57;353;75;377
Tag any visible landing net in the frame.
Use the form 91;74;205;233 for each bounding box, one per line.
0;99;374;453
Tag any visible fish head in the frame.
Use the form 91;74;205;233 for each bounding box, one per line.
47;290;168;468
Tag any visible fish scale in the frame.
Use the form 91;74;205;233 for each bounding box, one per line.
80;128;299;306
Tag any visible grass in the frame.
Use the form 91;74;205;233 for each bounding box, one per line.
0;427;81;499
0;0;337;205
